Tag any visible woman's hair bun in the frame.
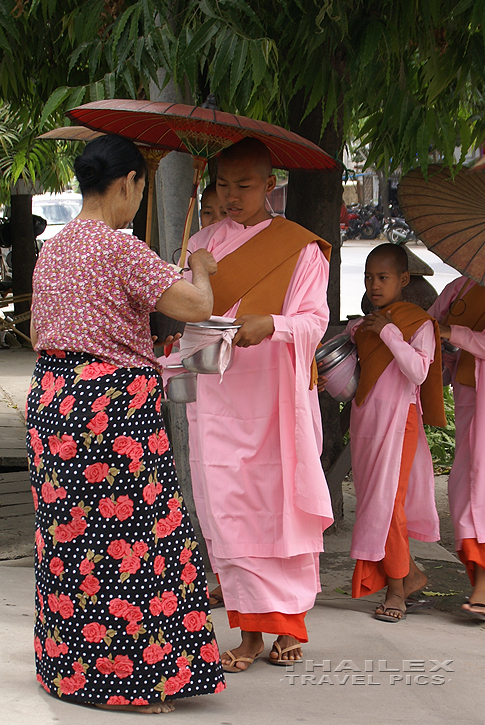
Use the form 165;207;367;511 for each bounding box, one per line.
74;158;104;186
74;135;147;196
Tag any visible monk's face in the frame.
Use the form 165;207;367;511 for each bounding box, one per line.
200;191;227;228
216;157;276;227
365;255;410;308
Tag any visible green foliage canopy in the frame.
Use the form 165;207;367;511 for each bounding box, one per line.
2;0;485;193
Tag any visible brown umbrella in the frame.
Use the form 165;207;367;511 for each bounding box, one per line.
398;164;485;285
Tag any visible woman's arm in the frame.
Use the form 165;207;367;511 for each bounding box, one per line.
155;249;217;322
30;316;38;348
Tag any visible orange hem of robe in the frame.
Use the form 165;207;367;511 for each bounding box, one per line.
458;539;485;586
226;611;308;643
352;405;419;598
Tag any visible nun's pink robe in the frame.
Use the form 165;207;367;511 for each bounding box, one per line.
181;217;334;633
346;316;440;575
428;277;485;580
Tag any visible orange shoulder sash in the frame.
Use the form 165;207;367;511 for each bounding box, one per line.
354;301;446;427
210;216;331;317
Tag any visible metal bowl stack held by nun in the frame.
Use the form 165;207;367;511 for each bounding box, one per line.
181;319;240;375
316;334;360;402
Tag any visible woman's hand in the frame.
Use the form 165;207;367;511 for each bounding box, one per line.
152;333;182;347
439;323;452;340
188;249;217;276
361;310;393;334
232;315;275;347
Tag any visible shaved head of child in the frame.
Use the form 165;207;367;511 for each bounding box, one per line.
218;137;273;179
200;182;227;228
365;243;410;309
367;243;409;275
216;138;276;227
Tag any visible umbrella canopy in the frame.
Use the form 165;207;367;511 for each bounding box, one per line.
66;99;339;171
40;127;104;142
398;164;485;285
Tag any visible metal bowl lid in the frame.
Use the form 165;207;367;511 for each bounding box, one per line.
186;319;241;330
315;334;355;372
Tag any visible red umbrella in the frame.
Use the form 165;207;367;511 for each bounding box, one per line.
66;100;339;266
63;100;341;266
66;99;338;171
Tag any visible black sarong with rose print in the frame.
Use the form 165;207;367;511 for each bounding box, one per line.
27;351;225;706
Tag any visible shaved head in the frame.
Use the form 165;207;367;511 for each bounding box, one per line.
218;137;273;179
366;243;408;275
201;181;218;201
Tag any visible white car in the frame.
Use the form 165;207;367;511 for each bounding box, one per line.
32;191;133;243
32;192;84;243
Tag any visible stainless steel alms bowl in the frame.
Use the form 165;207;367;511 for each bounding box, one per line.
315;334;355;373
182;342;236;375
181;320;240;375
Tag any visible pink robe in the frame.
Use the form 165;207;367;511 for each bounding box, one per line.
428;277;485;549
178;217;334;615
347;317;440;562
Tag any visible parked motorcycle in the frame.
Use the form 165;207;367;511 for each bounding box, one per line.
384;218;417;244
342;204;382;240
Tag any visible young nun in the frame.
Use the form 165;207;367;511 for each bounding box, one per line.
181;137;334;670
345;244;445;621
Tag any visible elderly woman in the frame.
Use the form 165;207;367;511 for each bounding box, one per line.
27;135;225;713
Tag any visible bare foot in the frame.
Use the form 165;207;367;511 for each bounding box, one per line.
269;635;303;662
375;593;406;620
221;630;264;672
403;557;428;599
97;702;175;713
209;584;224;607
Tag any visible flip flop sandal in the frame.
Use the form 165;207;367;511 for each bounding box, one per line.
222;649;261;673
209;593;225;609
268;640;303;666
462;601;485;621
405;598;435;613
374;605;407;622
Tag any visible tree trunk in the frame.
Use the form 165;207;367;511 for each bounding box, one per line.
377;169;390;219
11;192;36;340
286;95;345;523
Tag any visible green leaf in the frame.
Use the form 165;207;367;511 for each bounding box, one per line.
184;17;219;59
39;87;72;129
250;41;266;87
229;38;248;101
211;33;237;90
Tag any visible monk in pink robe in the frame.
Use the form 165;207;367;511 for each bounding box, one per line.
345;244;444;621
173;138;334;671
428;277;485;619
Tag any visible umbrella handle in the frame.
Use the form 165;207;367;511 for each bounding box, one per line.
179;157;207;269
139;148;170;248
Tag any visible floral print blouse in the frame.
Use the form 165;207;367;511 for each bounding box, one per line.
32;219;182;372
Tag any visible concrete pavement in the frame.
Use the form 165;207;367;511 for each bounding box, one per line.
2;556;485;725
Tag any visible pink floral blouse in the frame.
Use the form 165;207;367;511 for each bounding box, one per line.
32;219;182;371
